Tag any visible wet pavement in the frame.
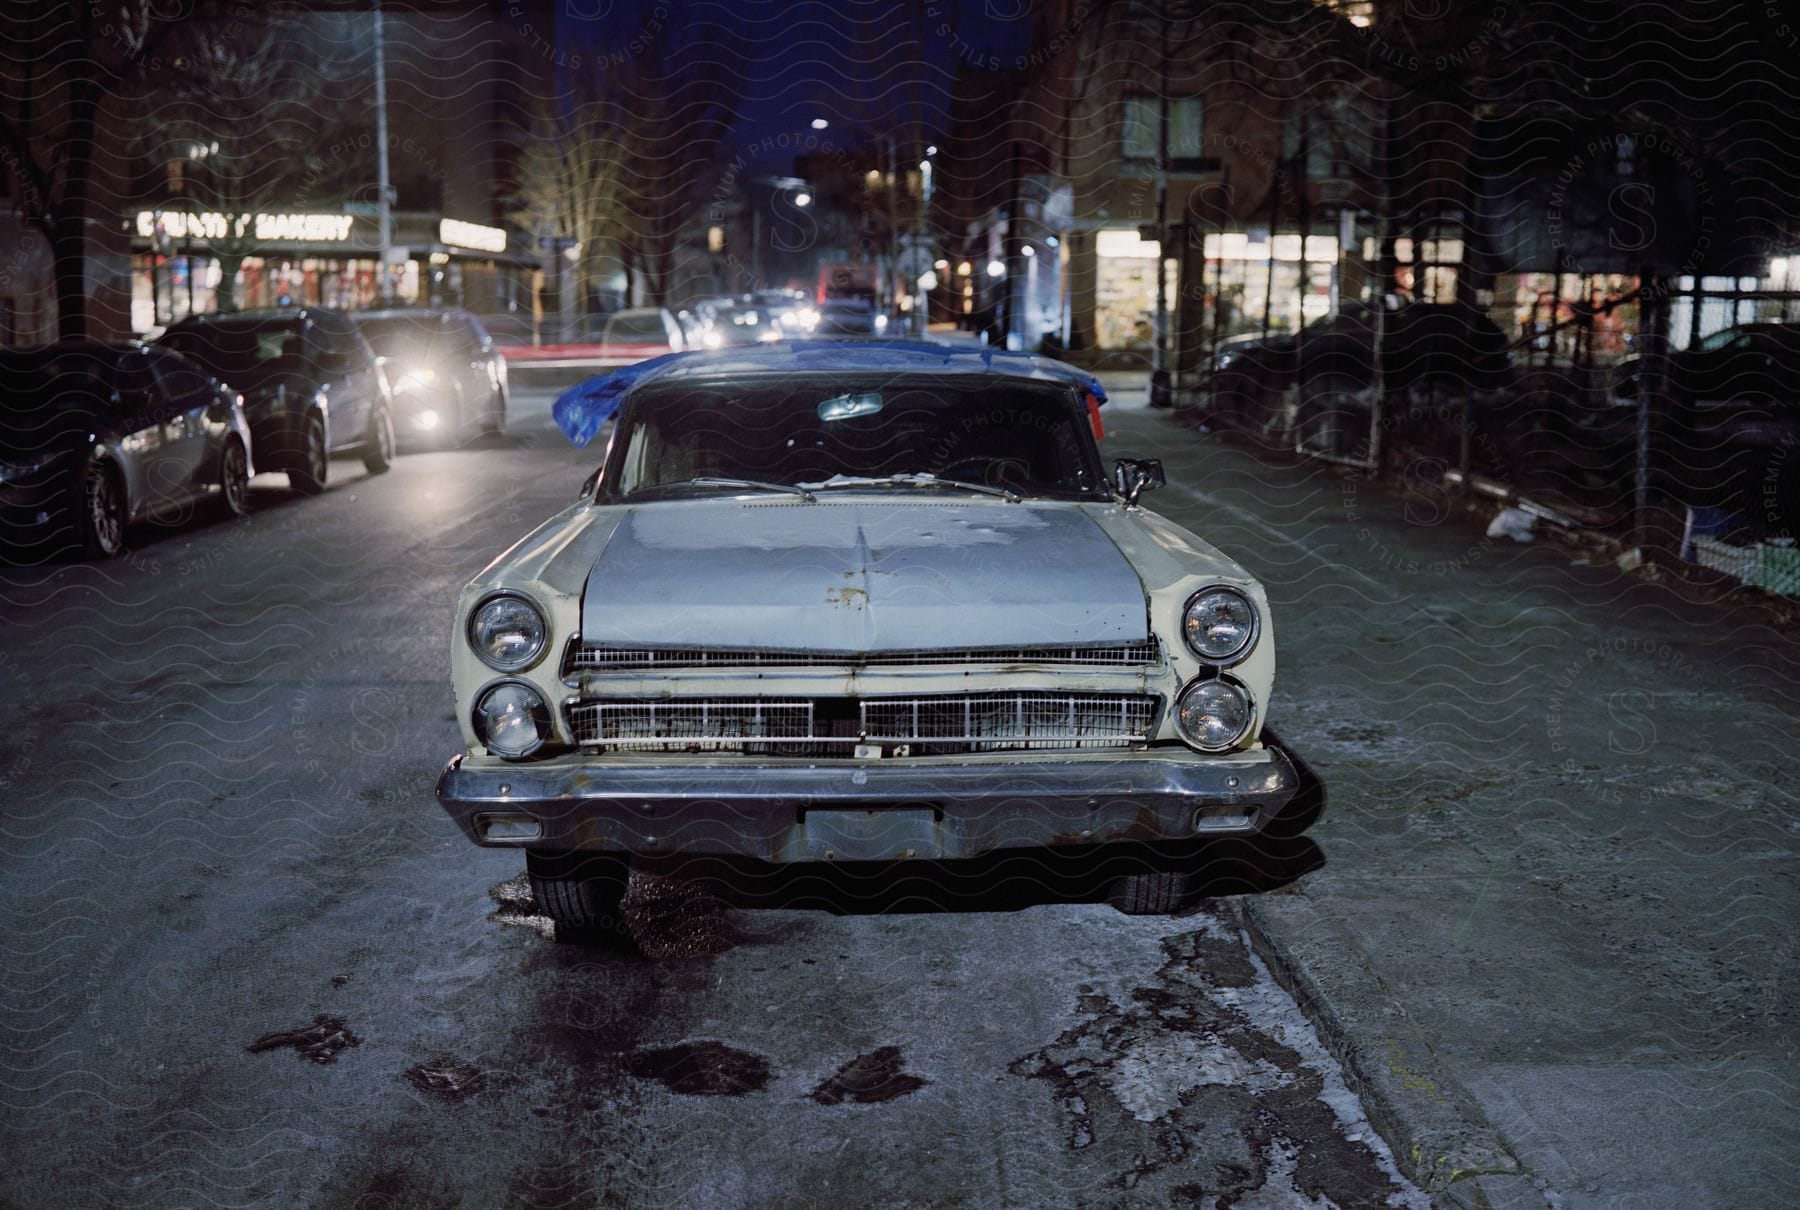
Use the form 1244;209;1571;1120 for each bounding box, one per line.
0;384;1428;1207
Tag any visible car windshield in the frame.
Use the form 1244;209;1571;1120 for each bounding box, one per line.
161;321;302;389
603;375;1107;501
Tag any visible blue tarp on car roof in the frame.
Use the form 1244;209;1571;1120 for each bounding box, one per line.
551;340;1107;448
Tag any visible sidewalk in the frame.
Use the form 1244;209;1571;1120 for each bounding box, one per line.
1114;403;1799;1206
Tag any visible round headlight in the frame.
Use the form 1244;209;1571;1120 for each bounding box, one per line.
469;593;547;671
1175;678;1255;752
1182;586;1258;664
474;682;550;759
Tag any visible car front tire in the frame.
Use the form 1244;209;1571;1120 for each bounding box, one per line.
362;403;395;473
480;386;506;436
216;437;251;518
289;415;328;495
81;456;127;559
1108;869;1189;915
526;850;630;939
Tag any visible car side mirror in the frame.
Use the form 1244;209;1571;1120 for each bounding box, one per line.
1112;458;1165;506
578;468;601;499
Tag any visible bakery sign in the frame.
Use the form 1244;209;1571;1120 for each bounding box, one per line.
135;211;357;242
438;218;507;253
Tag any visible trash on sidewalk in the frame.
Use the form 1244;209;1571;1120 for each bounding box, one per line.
1486;507;1537;543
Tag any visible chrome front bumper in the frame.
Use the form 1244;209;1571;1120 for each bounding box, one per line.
433;732;1318;863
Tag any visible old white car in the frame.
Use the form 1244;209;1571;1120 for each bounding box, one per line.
435;343;1320;933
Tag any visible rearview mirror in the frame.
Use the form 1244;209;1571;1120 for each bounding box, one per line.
1112;458;1165;507
578;468;600;499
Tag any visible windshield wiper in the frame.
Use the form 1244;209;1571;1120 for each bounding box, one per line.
797;473;1022;503
652;476;817;501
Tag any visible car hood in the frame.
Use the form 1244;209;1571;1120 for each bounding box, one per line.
579;497;1149;651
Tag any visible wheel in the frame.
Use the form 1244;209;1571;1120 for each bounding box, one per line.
480;386;506;436
1108;869;1189;915
215;437;250;518
81;456;127;559
526;850;630;938
288;415;328;495
362;403;395;473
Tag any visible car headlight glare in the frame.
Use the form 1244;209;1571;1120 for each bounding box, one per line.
474;682;550;759
1183;586;1258;664
1175;678;1254;752
469;593;547;671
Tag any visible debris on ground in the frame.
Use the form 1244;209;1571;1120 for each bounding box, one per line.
810;1046;928;1106
246;1014;361;1064
1486;506;1537;542
402;1054;490;1103
627;1040;772;1096
621;871;735;959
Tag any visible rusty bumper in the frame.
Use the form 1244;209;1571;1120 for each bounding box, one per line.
434;731;1317;863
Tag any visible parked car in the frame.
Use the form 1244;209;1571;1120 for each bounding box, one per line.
434;342;1322;935
0;341;253;559
1208;301;1512;453
160;307;394;493
355;308;507;446
1609;321;1800;520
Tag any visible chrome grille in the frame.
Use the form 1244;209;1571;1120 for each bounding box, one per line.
862;693;1155;751
567;692;1157;754
564;640;1160;674
569;698;820;751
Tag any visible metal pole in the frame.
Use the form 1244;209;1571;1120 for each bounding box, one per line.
1153;4;1169;379
889;136;900;318
1368;93;1395;473
373;0;393;303
1635;269;1667;556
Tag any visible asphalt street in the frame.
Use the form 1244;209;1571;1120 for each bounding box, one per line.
0;382;1429;1208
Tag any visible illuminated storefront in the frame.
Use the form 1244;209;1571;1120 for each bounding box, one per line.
1093;228;1176;350
127;209;526;332
1200;231;1341;343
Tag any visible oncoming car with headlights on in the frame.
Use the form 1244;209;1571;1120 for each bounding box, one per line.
434;341;1323;934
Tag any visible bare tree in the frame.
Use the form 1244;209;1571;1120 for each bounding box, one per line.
604;11;750;306
0;2;178;338
509;95;625;317
136;12;363;313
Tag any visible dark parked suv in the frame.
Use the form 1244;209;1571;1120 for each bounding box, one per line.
1207;301;1513;453
160;307;395;494
354;308;507;447
1610;321;1800;522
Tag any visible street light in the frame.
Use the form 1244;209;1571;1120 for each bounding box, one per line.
811;118;830;130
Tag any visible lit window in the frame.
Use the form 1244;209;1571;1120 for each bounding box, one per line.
1316;0;1373;27
1123;96;1202;161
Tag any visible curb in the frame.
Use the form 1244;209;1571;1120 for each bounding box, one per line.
1231;891;1532;1201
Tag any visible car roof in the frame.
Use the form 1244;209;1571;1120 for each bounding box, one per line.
168;307;339;327
356;308;465;321
549;340;1109;448
635;341;1101;387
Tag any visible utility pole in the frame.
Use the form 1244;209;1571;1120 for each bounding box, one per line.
915;150;933;337
1152;3;1170;395
889;136;901;318
373;0;393;303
